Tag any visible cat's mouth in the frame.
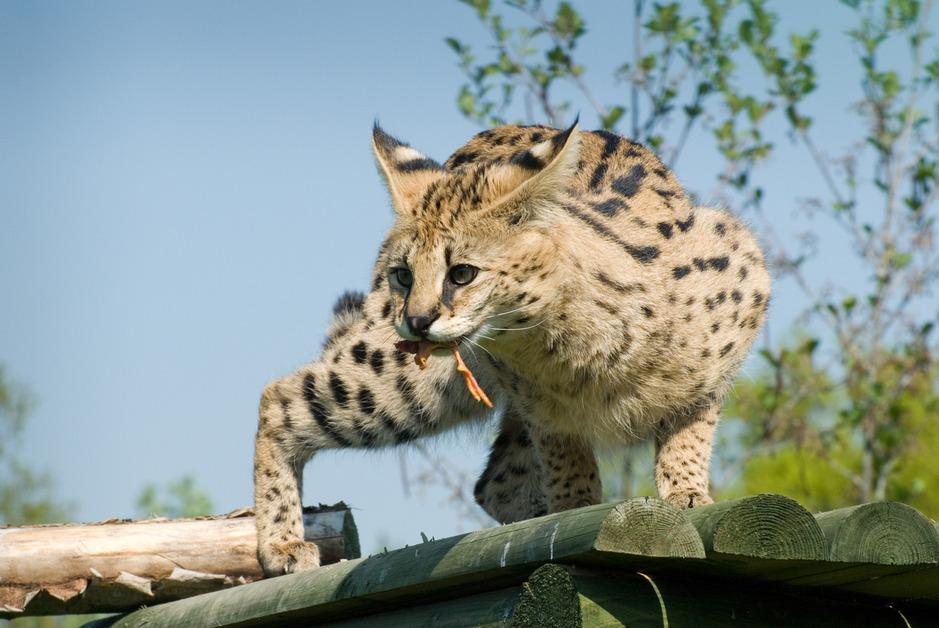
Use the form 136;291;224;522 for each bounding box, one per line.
395;339;453;363
393;338;493;408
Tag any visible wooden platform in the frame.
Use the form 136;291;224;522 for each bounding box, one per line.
67;494;939;627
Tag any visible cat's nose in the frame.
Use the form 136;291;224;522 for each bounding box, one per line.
406;312;439;337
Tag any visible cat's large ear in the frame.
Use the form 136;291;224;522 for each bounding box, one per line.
482;120;581;222
372;123;445;215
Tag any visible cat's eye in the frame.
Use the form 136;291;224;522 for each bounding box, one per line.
448;264;478;286
393;267;413;288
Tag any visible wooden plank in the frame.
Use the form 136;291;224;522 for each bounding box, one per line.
84;498;703;627
573;569;917;627
321;587;520;628
683;494;826;561
815;502;939;564
0;504;357;618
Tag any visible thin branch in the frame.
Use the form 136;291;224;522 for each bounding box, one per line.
632;0;643;139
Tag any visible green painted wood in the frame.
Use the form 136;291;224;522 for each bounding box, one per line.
815;502;939;564
573;570;916;627
574;571;664;626
684;494;826;560
321;587;520;627
834;564;939;600
511;564;581;628
83;498;701;628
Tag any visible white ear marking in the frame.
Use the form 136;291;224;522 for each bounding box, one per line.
395;146;425;161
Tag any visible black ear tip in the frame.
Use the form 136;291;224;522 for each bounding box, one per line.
372;120;406;150
552;116;580;147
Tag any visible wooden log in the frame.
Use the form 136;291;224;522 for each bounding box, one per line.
320;587;521;628
573;569;922;627
85;498;704;627
815;502;939;564
0;503;358;618
511;564;581;628
683;494;827;560
321;564;935;628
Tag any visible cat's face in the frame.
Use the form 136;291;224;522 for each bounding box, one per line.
372;123;579;346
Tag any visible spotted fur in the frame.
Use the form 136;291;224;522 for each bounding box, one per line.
254;122;770;576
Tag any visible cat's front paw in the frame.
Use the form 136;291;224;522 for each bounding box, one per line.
664;491;713;509
259;539;321;577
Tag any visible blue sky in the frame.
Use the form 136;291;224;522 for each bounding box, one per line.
0;1;916;552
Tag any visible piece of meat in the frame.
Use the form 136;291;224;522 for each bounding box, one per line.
395;340;494;408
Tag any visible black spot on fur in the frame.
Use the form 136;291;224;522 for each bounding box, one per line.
709;256;730;271
611;165;647;198
393;348;408;366
328;372;349;408
589;163;608;189
594;271;644;294
654;187;677;199
676;213;695;232
591;198;626;216
719;342;735;357
351;341;368;364
731;290;742;303
369;350;385;375
448;151;478;168
673;266;691;279
302;373;353;447
715;222;727;236
628;245;660;263
593;130;622;158
510;149;543;170
357;387;376;415
641;306;654;318
656;222;673;238
397;158;443;172
381;300;393;319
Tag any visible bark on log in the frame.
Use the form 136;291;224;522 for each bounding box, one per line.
0;503;358;618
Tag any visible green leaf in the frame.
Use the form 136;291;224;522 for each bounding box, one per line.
600;106;625;130
890;252;913;269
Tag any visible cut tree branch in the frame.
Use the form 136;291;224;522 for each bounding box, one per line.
0;503;358;618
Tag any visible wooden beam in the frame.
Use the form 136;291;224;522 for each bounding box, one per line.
326;564;938;627
573;568;924;627
320;587;520;628
683;494;827;561
815;502;939;564
0;504;358;618
84;498;704;627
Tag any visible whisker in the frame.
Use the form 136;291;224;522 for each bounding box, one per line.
487;319;546;332
483;301;539;321
465;337;496;362
462;340;480;363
